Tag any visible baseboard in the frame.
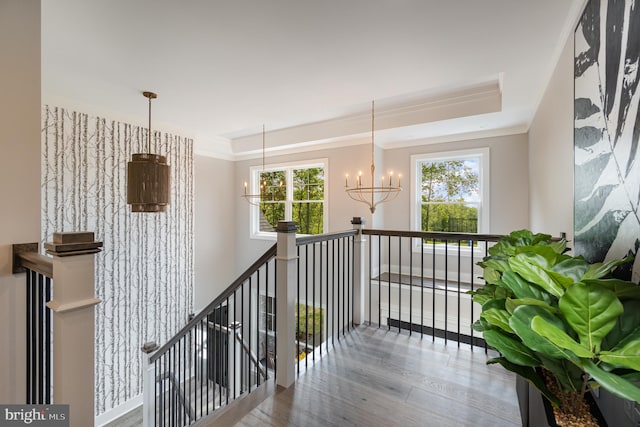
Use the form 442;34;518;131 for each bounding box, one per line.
95;394;143;426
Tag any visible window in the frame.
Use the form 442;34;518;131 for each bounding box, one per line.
250;159;328;239
260;295;276;333
411;148;489;242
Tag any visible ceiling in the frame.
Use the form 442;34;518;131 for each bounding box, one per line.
41;0;584;159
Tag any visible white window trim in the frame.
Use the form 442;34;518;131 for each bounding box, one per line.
250;158;329;240
410;148;490;253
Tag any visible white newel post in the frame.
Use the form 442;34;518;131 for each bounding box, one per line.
351;217;366;325
275;221;298;388
45;232;102;427
141;342;159;427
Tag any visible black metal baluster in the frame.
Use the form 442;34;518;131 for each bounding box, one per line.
30;270;37;403
457;241;461;347
444;240;448;344
37;273;44;403
368;232;372;325
331;240;335;346
387;235;391;331
421;238;424;338
273;260;277;380
225;296;230;402
305;244;309;366
247;278;251;391
398;236;402;333
256;268;260;387
312;243;316;361
240;282;244;395
45;276;51;404
432;239;436;342
409;237;413;336
376;235;382;328
232;292;237;400
25;270;31;403
337;238;341;340
470;241;475;351
297;246;301;374
319;241;323;356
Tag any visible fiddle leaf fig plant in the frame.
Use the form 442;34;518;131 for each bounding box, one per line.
471;230;640;411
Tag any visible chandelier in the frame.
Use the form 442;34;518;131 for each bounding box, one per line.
126;91;170;213
345;100;401;213
241;125;283;206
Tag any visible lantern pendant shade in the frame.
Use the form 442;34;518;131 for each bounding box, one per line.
127;91;171;213
127;153;170;212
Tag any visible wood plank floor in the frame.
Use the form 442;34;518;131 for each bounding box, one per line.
211;325;520;427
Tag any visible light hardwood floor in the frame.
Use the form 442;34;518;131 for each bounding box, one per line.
208;325;520;427
108;325;521;426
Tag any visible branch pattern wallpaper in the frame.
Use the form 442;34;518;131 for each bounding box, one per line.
574;0;640;283
41;105;194;415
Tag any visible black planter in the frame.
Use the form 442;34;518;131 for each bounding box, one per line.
516;375;608;427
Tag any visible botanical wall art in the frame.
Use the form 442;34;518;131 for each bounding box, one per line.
41;105;194;416
574;0;640;283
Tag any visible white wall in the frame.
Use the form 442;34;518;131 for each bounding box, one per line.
384;134;530;234
194;155;237;311
528;33;574;241
0;0;41;403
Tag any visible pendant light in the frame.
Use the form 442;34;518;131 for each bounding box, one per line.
241;125;283;206
127;91;170;213
345;100;401;213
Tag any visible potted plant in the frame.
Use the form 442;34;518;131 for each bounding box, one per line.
471;230;640;426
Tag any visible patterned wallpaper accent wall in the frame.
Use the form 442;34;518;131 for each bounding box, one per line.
41;105;194;415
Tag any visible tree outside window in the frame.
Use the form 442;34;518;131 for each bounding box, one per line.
251;160;328;238
420;159;479;233
411;149;489;246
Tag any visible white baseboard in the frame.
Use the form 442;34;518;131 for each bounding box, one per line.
95;394;142;427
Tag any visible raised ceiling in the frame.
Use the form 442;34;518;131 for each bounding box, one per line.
41;0;585;159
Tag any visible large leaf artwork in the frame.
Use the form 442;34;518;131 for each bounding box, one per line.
574;0;640;283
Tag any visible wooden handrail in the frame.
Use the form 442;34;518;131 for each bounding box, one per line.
19;252;53;278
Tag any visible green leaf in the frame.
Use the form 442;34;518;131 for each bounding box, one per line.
481;266;501;285
559;282;623;353
582;256;635;280
531;316;593;358
510;306;565;358
505;298;556;314
600;341;640;371
483;329;539;367
500;271;554;303
487;357;560;406
580;359;640;403
509;254;566;298
482;308;514;333
547;239;568;254
583;279;640;300
603;301;640;350
480;258;511;274
552;258;589;282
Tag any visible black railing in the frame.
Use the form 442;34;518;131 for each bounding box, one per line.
17;251;54;405
295;230;357;372
147;244;277;426
363;229;504;349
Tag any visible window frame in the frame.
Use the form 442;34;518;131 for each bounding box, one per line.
410;148;490;252
249;158;329;240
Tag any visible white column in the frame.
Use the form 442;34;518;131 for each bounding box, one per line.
275;221;297;388
351;217;366;325
46;233;102;427
141;342;158;427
